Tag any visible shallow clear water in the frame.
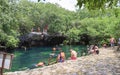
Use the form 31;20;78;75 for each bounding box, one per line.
5;45;87;72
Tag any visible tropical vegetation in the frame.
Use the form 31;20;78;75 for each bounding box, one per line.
0;0;120;49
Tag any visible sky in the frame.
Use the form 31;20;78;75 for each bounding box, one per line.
30;0;78;11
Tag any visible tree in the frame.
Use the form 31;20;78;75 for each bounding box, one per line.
77;0;119;10
0;0;19;48
0;0;120;49
38;0;119;10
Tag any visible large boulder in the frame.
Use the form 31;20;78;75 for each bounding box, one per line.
19;32;66;47
28;32;48;40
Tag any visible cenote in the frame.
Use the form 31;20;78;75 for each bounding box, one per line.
5;45;87;72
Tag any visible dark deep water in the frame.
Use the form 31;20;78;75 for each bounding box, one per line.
5;45;87;72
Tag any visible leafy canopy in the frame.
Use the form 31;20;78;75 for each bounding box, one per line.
77;0;119;10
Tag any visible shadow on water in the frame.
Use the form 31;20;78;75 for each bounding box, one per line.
5;45;87;72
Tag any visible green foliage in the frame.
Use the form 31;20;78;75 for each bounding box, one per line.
77;8;120;44
0;33;7;42
66;27;80;44
77;0;119;10
0;0;120;49
6;36;19;48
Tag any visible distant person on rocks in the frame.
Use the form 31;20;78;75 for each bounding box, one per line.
69;49;77;60
93;44;99;54
117;38;120;51
110;37;116;48
103;43;107;48
57;50;66;62
37;27;41;32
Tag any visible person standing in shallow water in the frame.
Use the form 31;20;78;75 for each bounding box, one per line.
110;37;116;48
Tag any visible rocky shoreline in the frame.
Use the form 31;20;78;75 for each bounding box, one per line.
4;47;120;75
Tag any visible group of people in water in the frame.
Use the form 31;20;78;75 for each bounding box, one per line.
29;36;120;69
29;44;99;69
29;47;78;69
50;47;78;63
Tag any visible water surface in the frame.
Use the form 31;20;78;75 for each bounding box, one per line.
5;45;87;72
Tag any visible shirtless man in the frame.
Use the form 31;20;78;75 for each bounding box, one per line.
70;49;77;60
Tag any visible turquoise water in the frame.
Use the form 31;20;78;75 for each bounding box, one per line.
5;45;87;72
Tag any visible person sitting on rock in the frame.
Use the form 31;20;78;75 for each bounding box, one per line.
70;49;77;60
57;50;66;62
91;44;99;54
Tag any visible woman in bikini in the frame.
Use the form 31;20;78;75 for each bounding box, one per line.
57;50;65;62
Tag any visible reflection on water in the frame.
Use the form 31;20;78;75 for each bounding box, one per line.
6;45;87;72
